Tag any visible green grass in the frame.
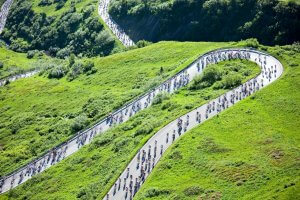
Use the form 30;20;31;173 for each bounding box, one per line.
31;0;98;17
0;47;50;79
0;41;231;177
0;42;261;200
134;46;300;200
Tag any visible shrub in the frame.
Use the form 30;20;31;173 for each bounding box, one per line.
0;61;3;69
135;121;154;136
152;92;170;105
190;66;223;90
83;61;95;73
221;73;243;89
244;38;260;48
144;188;170;198
27;50;35;59
136;40;152;48
71;115;89;133
48;65;68;79
183;186;204;196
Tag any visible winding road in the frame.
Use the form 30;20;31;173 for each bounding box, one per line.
0;0;284;199
0;0;12;34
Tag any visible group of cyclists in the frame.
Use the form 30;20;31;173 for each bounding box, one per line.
0;0;13;33
98;0;135;47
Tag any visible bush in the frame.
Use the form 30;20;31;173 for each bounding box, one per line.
71;115;89;133
144;188;170;198
244;38;260;48
214;73;243;89
27;50;35;59
190;66;222;90
183;186;204;196
135;122;154;136
83;61;95;73
0;61;3;69
152;92;170;105
136;40;152;48
48;65;68;79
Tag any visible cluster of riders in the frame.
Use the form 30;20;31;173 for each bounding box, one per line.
0;71;38;87
99;0;135;47
0;0;13;33
0;145;68;193
0;49;279;195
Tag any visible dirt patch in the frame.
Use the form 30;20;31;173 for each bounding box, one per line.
215;162;258;185
269;149;284;160
198;191;222;200
197;138;231;154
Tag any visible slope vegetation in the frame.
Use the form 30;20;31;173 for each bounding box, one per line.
0;41;229;177
0;41;263;200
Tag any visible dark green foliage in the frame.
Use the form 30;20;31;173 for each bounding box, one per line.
183;186;204;196
26;50;35;59
152;92;170;105
144;188;170;198
109;0;300;45
48;64;68;79
190;60;256;90
2;0;116;57
71;114;89;133
136;40;152;48
0;61;3;69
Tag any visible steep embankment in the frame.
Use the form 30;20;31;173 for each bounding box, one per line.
109;0;300;45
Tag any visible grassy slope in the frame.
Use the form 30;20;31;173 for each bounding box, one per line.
0;48;260;200
0;47;50;79
0;41;230;177
31;0;98;17
135;47;300;200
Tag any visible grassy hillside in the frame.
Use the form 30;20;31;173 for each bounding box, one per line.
135;45;300;200
0;41;231;177
109;0;300;45
0;47;51;79
0;42;261;200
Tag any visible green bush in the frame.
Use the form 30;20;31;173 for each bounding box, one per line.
244;38;260;48
0;61;3;69
183;186;204;196
214;73;243;89
71;115;89;133
152;92;170;105
190;66;222;90
27;50;36;59
136;40;152;48
47;65;68;79
144;188;170;198
135;122;154;136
